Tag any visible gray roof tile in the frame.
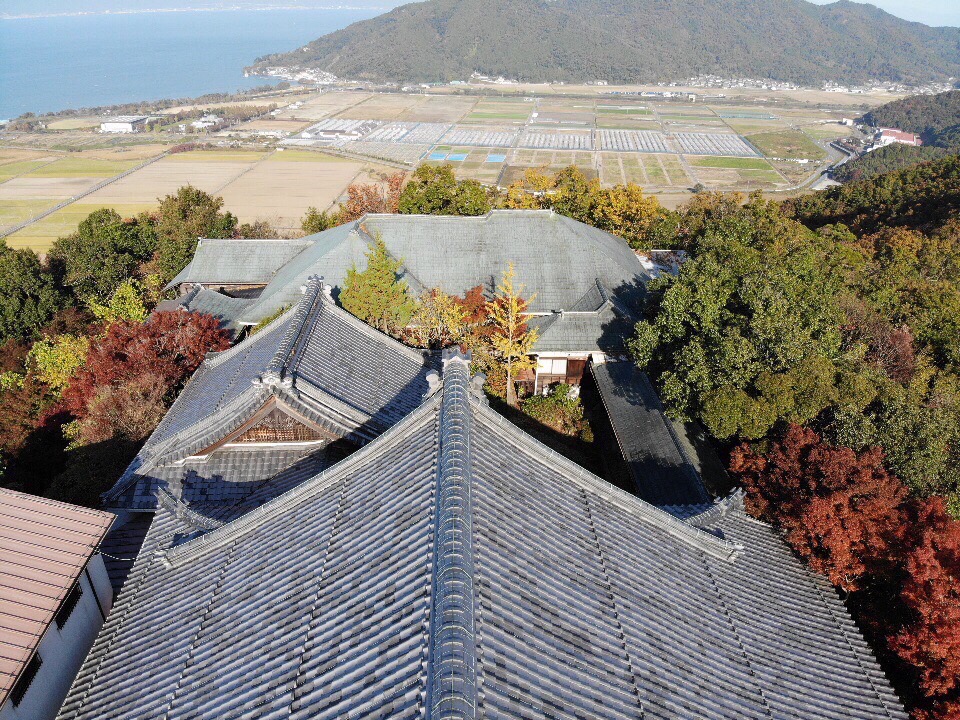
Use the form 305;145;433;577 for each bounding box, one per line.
209;211;651;354
168;238;313;288
591;360;711;506
103;279;431;511
62;356;905;720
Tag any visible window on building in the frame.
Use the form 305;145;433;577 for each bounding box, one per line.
10;654;42;706
54;582;83;630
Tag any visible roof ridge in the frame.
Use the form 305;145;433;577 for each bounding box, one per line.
261;277;324;386
194;237;311;244
159;394;443;568
155;488;223;532
470;397;743;562
424;353;478;719
202;307;294;371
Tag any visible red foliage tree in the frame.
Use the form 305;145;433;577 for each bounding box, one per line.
62;311;229;431
891;497;960;719
730;424;910;591
338;172;406;223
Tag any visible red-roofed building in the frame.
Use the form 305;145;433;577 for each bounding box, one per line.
878;127;922;146
0;489;114;720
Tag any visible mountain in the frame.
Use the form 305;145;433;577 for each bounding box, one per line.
246;0;960;86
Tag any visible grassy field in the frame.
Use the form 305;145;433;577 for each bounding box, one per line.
164;150;270;163
690;156;775;170
0;199;58;232
0;159;59;180
747;130;827;160
46;117;101;130
4;202;157;251
597;107;652;115
25;157;143;177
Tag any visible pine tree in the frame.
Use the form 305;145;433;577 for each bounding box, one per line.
340;237;415;336
487;263;538;407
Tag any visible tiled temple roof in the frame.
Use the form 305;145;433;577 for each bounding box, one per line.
591;360;711;506
61;355;905;720
102;278;431;511
168;211;650;354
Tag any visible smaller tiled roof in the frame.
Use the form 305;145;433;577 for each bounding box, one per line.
167;238;313;289
0;489;114;704
154;288;252;335
103;278;432;511
591;360;710;506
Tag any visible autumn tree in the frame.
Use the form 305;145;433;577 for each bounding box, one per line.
62;311;229;444
398;164;491;216
235;218;277;239
487;263;538;407
0;242;65;342
892;497;960;719
411;288;467;349
151;185;238;281
730;424;909;591
499;166;664;248
340;237;416;336
48;208;157;301
336;172;406;223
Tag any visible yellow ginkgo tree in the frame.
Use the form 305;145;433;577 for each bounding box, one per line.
487;263;539;407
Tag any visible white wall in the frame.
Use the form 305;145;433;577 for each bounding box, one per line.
0;556;112;720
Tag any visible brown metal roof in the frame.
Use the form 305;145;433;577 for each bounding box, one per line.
0;489;114;704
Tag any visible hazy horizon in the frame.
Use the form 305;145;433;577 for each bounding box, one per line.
2;0;959;26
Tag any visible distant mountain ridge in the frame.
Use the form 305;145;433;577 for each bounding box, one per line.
247;0;960;86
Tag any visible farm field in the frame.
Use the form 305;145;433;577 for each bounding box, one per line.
1;86;893;248
45;117;101;131
747;130;827;160
1;147;394;250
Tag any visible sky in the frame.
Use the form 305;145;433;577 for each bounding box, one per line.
3;0;959;27
807;0;958;26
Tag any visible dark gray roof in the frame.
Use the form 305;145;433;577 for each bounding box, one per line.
154;287;252;335
592;360;711;506
167;237;313;288
216;211;650;353
62;355;905;720
103;278;431;511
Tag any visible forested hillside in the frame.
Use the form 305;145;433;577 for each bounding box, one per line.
835;91;960;182
792;154;960;232
247;0;960;85
864;90;960;140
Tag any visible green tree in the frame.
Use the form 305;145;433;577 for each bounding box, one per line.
152;185;238;281
488;263;538;407
340;237;416;336
398;164;491;216
0;243;64;342
28;335;89;395
48;208;157;301
629;196;847;440
301;206;336;234
86;279;149;325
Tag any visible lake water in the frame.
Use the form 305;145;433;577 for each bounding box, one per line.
0;8;380;119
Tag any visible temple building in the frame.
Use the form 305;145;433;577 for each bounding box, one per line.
166;211;647;393
61;218;907;719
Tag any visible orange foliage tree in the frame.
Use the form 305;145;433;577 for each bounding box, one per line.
731;424;960;719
